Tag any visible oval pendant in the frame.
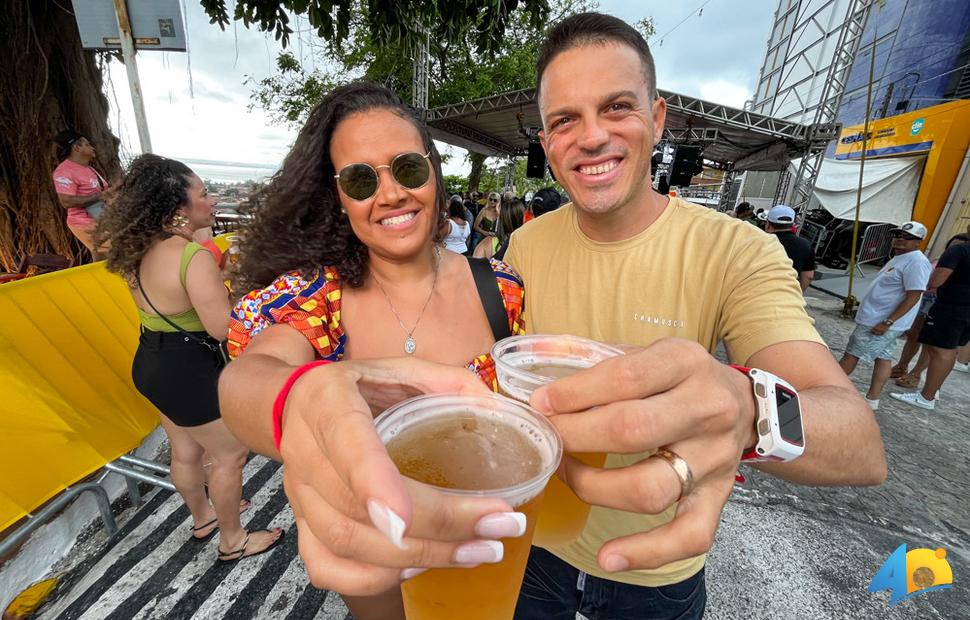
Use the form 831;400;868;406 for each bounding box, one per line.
404;337;417;355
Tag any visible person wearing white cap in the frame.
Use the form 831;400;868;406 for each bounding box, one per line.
838;221;932;410
765;205;815;292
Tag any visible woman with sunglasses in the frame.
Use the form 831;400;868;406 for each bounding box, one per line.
220;82;526;620
473;196;525;261
473;192;501;241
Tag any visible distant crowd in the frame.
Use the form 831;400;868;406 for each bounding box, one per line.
442;188;565;261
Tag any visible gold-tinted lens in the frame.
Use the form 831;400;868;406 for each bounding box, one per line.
338;164;379;200
391;152;431;189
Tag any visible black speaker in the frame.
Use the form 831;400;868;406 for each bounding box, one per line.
669;145;702;187
526;141;546;178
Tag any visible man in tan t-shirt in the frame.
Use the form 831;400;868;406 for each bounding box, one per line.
504;12;887;619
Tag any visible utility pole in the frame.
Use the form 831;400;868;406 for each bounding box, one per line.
842;30;878;318
113;0;152;153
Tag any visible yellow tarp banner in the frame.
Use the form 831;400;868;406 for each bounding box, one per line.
0;263;159;533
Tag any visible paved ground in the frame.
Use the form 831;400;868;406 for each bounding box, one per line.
33;290;968;618
707;291;968;619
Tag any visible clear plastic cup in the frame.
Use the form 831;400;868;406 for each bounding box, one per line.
491;334;623;547
375;393;562;620
225;234;241;265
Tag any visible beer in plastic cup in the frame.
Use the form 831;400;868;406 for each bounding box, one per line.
491;334;622;547
376;393;562;620
226;234;240;265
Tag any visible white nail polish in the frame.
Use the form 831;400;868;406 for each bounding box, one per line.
475;512;527;538
367;499;407;550
454;540;504;564
400;567;427;581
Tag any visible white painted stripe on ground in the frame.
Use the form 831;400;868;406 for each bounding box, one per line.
251;530;312;618
74;516;200;620
38;493;187;620
79;457;279;620
39;456;272;620
313;590;350;620
129;462;285;620
187;501;293;620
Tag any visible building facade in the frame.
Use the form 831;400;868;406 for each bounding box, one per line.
740;0;970;207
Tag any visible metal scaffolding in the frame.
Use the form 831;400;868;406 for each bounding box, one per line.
718;170;739;212
788;0;874;217
424;87;822;167
411;27;429;109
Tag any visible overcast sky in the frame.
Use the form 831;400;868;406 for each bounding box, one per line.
105;1;774;176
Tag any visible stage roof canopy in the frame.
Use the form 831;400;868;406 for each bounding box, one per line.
424;88;838;172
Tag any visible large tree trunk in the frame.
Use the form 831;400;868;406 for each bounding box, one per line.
467;152;487;194
0;1;122;270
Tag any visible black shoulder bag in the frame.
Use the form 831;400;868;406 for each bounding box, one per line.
466;257;512;341
135;272;231;367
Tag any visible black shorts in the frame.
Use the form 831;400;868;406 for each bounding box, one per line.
131;329;225;427
917;303;970;350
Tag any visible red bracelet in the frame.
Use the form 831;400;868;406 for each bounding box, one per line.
272;360;332;451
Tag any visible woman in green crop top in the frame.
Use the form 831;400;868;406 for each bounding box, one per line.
96;154;283;562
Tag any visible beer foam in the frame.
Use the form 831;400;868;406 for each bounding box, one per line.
376;394;562;507
388;415;543;491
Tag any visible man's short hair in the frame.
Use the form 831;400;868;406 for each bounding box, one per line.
536;12;657;104
735;202;753;216
54;128;83;161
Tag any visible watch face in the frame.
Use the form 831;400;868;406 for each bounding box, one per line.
775;385;803;445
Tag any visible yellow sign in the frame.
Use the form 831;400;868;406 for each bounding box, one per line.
832;101;970;243
833;104;964;159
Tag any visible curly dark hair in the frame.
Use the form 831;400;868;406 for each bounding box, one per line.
234;82;448;294
95;154;194;282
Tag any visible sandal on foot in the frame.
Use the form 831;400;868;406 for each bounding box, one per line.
894;375;919;389
190;499;253;541
218;529;284;562
890;367;906;379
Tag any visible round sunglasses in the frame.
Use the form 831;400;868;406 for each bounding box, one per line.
334;152;431;201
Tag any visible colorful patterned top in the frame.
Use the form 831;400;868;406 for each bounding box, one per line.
228;259;525;389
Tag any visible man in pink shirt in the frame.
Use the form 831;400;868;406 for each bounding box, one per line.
52;129;108;257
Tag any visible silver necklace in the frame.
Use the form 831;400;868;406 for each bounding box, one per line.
371;246;440;355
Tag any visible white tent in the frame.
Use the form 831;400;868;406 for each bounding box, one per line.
812;156;925;223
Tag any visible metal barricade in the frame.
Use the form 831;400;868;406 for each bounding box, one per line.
855;223;894;275
799;221;827;255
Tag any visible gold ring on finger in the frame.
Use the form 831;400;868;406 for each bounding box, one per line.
653;447;695;500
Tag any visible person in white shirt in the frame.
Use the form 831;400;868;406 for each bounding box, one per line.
443;195;470;254
838;221;932;410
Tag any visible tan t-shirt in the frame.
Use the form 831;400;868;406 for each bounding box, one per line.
504;197;825;587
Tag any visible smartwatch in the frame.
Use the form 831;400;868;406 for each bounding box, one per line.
730;365;805;463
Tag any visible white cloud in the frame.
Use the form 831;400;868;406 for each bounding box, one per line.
697;79;753;109
105;2;772;177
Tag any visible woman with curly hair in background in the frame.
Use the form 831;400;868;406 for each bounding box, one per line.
95;154;283;562
219;82;527;619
